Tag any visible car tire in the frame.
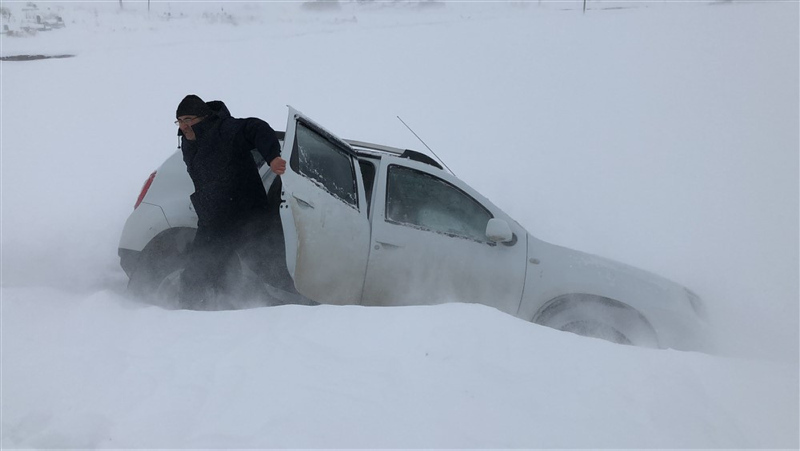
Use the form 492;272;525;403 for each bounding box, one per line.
533;294;660;348
558;319;632;346
126;228;195;300
154;267;184;309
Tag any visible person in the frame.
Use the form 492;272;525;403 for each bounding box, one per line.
175;94;288;308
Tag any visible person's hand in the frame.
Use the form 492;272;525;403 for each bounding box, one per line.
270;156;287;175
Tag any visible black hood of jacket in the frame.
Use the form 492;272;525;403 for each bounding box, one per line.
206;100;231;119
177;100;230;140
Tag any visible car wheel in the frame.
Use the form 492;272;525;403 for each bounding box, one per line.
154;268;184;309
126;228;194;300
144;253;271;310
558;319;632;345
533;294;659;348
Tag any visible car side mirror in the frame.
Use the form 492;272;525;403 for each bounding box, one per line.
486;218;513;243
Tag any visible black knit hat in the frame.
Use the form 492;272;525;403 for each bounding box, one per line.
176;94;212;118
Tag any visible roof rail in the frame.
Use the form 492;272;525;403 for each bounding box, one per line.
344;140;447;172
274;131;448;173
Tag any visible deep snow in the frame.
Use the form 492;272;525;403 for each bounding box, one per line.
1;0;798;448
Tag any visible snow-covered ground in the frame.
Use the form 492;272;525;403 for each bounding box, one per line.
2;1;797;448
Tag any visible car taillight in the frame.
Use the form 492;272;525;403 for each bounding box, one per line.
134;171;157;209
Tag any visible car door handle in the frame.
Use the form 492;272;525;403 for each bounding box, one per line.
375;241;402;250
292;194;314;209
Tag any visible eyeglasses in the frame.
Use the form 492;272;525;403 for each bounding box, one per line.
175;116;200;125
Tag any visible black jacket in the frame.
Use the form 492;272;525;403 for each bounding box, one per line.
180;101;281;231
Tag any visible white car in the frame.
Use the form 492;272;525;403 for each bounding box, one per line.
119;107;711;351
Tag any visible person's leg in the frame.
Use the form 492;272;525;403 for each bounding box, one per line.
239;210;298;295
179;227;231;308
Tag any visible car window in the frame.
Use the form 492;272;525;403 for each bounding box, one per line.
290;122;358;208
359;160;376;217
385;164;492;241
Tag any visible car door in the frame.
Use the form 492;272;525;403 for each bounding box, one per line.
279;107;371;305
362;158;528;315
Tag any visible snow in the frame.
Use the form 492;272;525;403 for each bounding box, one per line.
1;0;798;448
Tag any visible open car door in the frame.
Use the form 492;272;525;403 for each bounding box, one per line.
279;107;371;305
